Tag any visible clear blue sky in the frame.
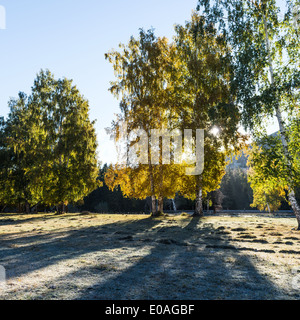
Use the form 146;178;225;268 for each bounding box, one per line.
0;0;284;164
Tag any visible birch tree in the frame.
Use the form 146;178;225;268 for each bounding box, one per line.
198;0;300;228
105;29;182;216
0;70;100;213
174;13;245;216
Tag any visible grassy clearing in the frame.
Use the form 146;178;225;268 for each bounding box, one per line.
0;212;300;300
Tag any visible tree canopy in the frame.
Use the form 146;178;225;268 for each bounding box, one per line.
0;70;100;213
197;0;300;228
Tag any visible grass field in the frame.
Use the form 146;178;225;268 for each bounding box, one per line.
0;212;300;300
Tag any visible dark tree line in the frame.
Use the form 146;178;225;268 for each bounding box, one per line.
79;161;296;214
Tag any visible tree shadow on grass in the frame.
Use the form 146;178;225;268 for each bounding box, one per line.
0;216;289;300
0;216;161;280
71;217;284;300
0;212;85;227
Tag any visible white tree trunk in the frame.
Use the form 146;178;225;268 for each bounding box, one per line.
194;176;204;217
172;199;177;212
288;191;300;230
148;133;157;216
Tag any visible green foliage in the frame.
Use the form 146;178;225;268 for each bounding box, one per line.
197;0;300;129
0;70;100;212
248;119;300;212
197;0;300;225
